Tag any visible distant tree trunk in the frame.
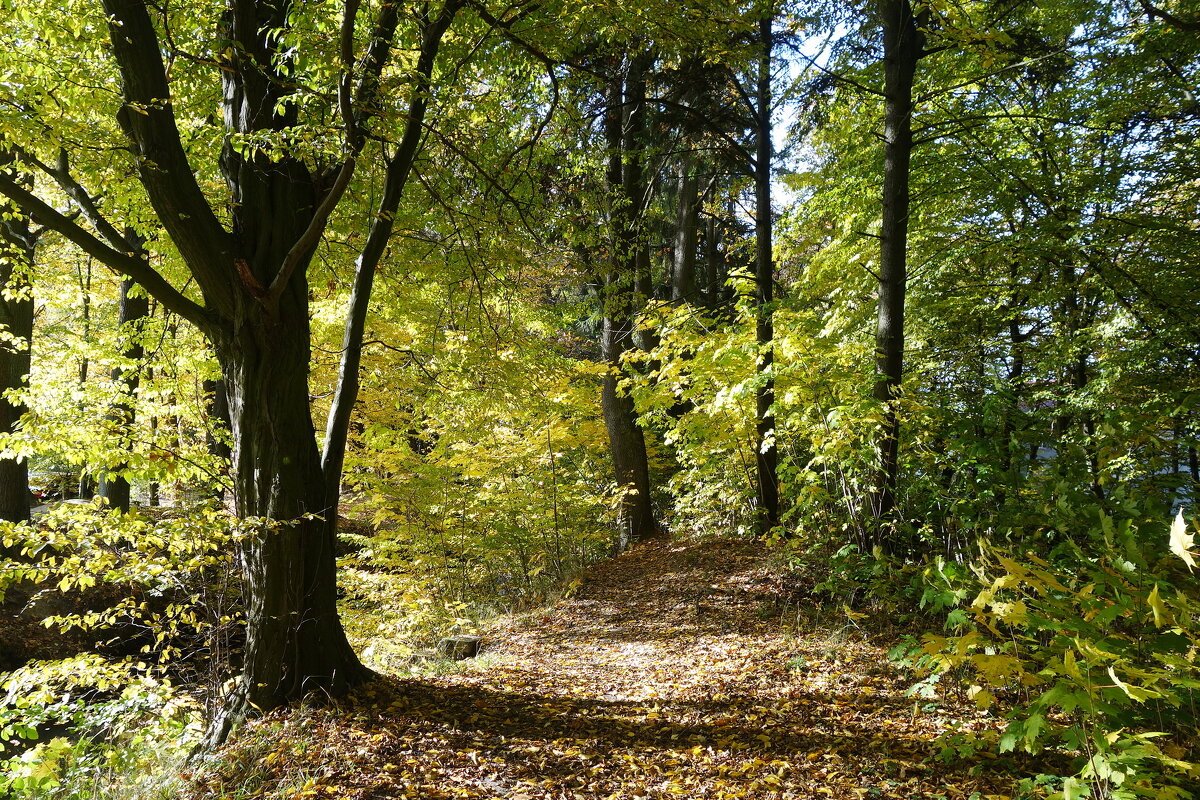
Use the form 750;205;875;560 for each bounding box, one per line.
99;277;150;512
1056;259;1104;502
0;162;35;523
602;53;657;550
996;313;1029;506
704;212;722;304
754;9;780;535
77;257;96;500
203;377;232;501
870;0;924;547
147;365;160;507
672;150;700;303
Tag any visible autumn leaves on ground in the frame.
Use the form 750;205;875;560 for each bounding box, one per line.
188;537;1024;800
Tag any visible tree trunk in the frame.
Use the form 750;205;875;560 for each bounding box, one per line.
204;298;370;747
672;150;700;303
99;277;149;512
601;53;657;549
704;212;722;305
870;0;924;547
203;377;232;502
76;258;95;499
754;10;779;535
0;168;34;523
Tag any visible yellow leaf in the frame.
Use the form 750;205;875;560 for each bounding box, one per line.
1062;648;1082;680
1170;511;1195;572
1147;584;1170;627
968;685;994;709
842;604;867;621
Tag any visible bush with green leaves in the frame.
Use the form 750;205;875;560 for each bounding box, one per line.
899;510;1200;800
0;656;201;799
0;503;244;797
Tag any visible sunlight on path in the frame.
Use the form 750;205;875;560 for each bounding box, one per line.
261;538;1017;799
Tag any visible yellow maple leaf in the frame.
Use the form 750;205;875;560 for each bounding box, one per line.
1170;511;1196;572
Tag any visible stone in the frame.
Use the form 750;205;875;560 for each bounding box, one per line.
437;635;481;660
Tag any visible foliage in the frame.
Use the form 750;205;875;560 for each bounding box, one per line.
902;511;1200;799
0;256;227;500
628;301;762;536
335;334;619;666
0;503;243;796
0;0;1196;791
0;657;201;799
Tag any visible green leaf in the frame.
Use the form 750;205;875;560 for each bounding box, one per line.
1058;776;1087;800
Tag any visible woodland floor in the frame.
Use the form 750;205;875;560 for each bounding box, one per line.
192;536;1035;799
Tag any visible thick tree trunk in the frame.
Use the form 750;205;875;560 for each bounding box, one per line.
754;11;780;535
204;300;370;747
601;54;657;549
601;372;656;550
99;278;149;512
870;0;924;546
0;181;34;523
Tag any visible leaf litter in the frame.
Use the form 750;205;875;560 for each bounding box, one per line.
194;537;1031;799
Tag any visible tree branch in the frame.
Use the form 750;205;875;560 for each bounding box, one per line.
0;171;208;326
16;147;139;255
101;0;235;314
266;0;403;308
321;0;463;512
1140;0;1200;30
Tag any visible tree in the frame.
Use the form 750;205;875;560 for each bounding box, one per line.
0;0;461;744
870;0;925;543
754;4;780;535
0;157;36;523
602;50;659;549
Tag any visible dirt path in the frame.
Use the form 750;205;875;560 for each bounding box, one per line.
221;538;1021;799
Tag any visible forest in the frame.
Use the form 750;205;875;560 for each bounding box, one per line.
0;0;1197;797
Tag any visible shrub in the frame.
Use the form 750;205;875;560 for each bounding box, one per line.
904;511;1200;799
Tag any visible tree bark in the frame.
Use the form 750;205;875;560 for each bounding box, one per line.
0;163;35;523
870;0;924;546
602;53;657;550
203;377;232;503
98;277;150;512
704;213;722;304
204;298;369;746
755;10;780;535
672;150;700;303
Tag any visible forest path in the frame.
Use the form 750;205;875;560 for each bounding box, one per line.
240;537;1020;799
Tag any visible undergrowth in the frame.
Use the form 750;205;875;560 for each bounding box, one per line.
888;510;1200;800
